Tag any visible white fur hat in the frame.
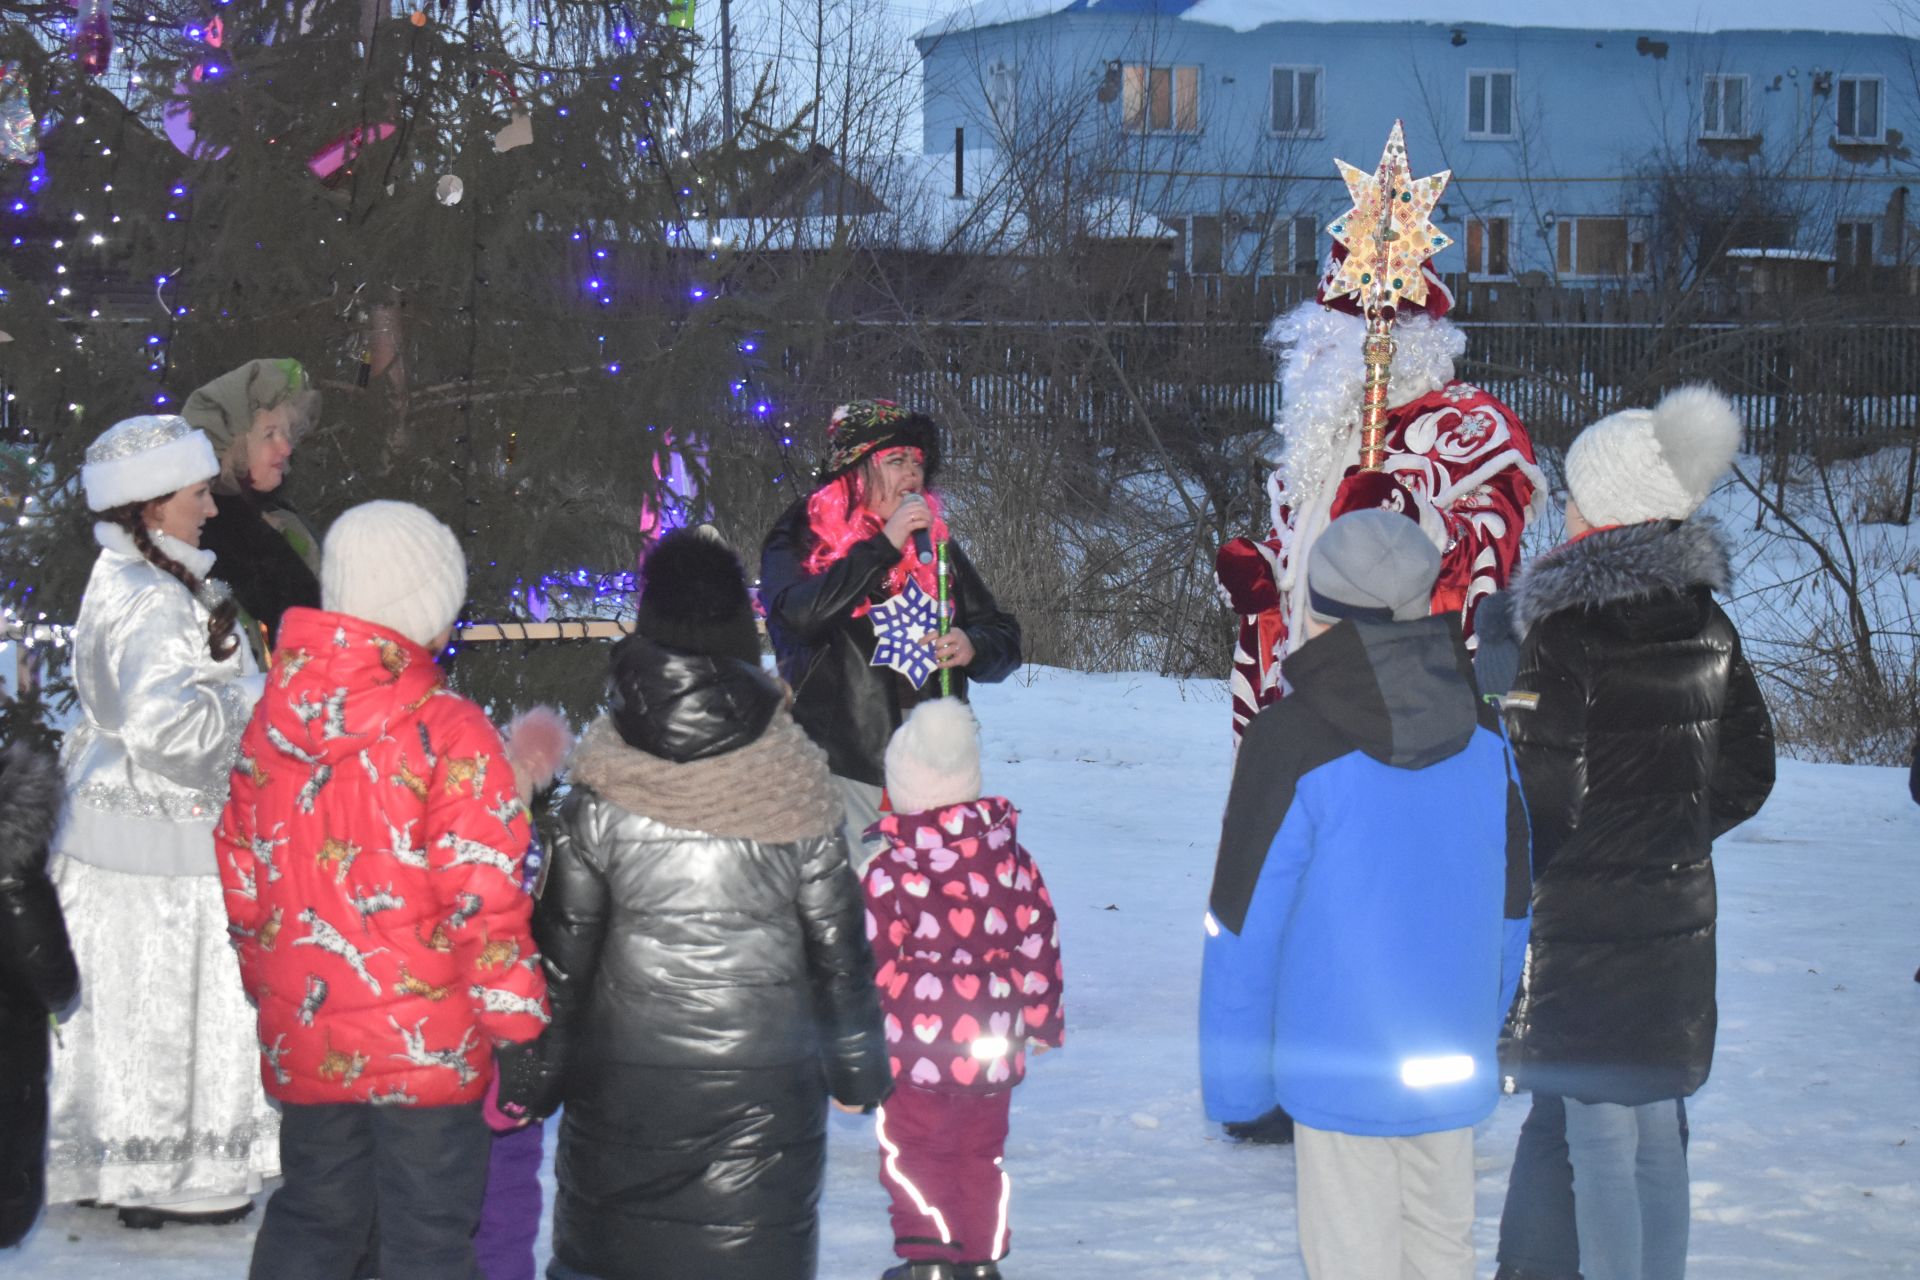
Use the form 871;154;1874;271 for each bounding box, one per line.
321;500;467;648
81;415;220;512
1564;386;1741;527
885;698;983;816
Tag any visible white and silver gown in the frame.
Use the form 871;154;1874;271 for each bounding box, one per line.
46;522;281;1206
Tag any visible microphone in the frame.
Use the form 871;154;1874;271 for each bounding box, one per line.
903;493;935;564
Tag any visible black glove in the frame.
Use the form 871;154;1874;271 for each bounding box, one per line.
1223;1105;1295;1145
492;1037;562;1122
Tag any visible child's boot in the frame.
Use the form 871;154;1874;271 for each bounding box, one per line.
956;1264;1004;1280
881;1264;956;1280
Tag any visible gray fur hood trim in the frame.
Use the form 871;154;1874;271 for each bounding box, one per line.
1513;518;1732;636
0;742;65;877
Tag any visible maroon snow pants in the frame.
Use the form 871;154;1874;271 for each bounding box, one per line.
876;1083;1013;1264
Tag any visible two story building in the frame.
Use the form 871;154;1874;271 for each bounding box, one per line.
914;0;1917;288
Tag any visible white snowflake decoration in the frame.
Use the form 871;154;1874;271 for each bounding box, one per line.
869;579;942;689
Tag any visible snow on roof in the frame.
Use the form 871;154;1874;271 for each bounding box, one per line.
1724;247;1838;261
919;0;1909;40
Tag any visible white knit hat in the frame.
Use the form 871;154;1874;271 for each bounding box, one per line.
1564;386;1742;527
81;415;220;511
885;698;983;816
321;500;467;647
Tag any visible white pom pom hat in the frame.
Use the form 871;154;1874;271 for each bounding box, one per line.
1563;385;1742;527
884;697;983;816
81;415;220;511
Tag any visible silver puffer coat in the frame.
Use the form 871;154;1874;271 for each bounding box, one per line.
56;522;263;877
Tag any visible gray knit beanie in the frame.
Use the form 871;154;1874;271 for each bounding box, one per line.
1306;508;1441;625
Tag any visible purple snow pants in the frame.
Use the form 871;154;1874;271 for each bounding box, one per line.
876;1084;1013;1265
473;1120;545;1280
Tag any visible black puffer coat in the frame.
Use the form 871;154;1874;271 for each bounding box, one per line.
760;499;1021;786
0;743;79;1247
1505;519;1775;1105
534;642;889;1280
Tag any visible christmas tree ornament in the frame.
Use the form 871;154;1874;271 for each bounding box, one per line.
869;578;942;690
72;0;114;77
435;174;464;205
308;122;398;186
492;109;533;154
161;20;229;159
1323;121;1452;471
0;65;36;166
664;0;697;30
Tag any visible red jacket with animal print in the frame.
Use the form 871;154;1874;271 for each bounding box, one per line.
217;607;549;1107
864;798;1063;1094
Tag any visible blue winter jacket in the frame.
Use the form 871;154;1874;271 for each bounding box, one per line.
1199;615;1531;1137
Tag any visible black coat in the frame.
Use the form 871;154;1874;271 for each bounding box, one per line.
199;488;321;649
759;499;1021;786
1909;730;1918;806
533;643;888;1280
1505;520;1775;1106
0;743;79;1248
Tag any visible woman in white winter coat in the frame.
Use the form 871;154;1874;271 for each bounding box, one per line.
47;415;279;1228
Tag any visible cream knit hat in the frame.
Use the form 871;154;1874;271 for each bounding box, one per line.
321;500;467;647
884;698;984;816
1564;386;1742;527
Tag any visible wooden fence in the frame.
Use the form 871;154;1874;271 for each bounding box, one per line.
784;319;1920;455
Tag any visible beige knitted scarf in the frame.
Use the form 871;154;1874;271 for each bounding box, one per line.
566;709;842;844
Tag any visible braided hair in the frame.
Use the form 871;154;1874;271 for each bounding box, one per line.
100;503;241;662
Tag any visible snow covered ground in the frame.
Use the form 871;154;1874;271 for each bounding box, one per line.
10;666;1920;1277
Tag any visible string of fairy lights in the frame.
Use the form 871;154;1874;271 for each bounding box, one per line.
2;0;816;654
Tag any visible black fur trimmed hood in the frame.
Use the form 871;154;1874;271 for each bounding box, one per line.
0;742;64;879
1513;518;1732;637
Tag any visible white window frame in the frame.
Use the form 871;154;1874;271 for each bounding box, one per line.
1466;69;1517;140
1554;215;1643;279
1464;215;1513;279
1271;212;1324;274
1269;65;1324;138
1701;73;1750;139
986;61;1019;126
1122;63;1202;136
1836;74;1886;143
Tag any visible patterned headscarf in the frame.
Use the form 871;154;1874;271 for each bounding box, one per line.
815;399;941;487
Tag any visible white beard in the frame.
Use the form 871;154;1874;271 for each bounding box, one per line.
1264;303;1468;530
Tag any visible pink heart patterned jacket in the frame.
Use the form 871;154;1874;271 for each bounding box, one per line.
864;797;1064;1094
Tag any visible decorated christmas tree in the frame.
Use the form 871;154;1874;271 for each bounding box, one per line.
1;0;818;719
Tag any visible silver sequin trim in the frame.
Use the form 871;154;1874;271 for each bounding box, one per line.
49;1121;272;1169
213;676;251;775
85;415;198;465
71;781;223;822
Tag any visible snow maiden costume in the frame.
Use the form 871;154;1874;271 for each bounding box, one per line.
47;415;279;1224
1215;250;1546;738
